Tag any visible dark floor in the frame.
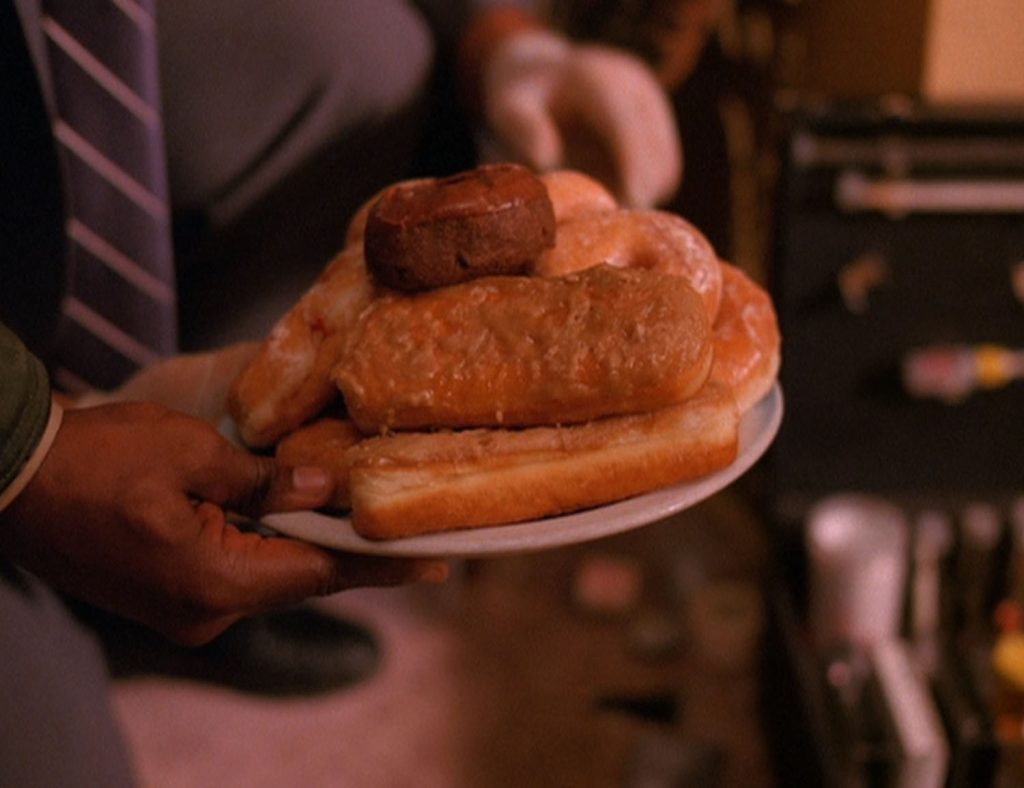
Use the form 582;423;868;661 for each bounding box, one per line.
114;491;778;788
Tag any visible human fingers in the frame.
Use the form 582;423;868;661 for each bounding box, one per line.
557;46;682;208
195;504;448;602
482;29;570;170
181;429;337;516
488;88;563;170
159;503;448;642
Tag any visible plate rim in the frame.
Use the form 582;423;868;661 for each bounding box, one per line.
259;383;784;559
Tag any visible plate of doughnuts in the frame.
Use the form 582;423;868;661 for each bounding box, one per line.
227;164;784;557
259;383;782;558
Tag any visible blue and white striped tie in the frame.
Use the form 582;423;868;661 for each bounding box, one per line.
42;0;177;393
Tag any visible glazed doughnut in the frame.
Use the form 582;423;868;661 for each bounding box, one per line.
363;163;556;291
275;417;363;508
708;262;781;414
532;209;723;323
333;264;712;434
227;246;380;448
347;382;739;539
539;169;619;225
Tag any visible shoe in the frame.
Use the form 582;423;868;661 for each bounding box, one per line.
73;604;380;698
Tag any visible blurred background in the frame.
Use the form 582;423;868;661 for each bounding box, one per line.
116;1;1024;785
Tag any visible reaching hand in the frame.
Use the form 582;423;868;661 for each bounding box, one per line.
481;30;682;209
0;402;446;645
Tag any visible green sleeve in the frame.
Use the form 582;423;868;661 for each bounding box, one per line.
0;322;52;493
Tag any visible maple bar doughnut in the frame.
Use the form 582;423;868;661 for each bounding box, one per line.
533;209;723;323
539;170;618;224
228;247;381;448
708;262;781;414
363;163;556;291
333;265;712;434
347;382;739;540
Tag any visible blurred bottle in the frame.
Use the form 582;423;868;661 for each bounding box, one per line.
991;499;1024;785
911;510;998;788
910;510;953;677
805;494;910;783
958;502;1004;652
902;344;1024;404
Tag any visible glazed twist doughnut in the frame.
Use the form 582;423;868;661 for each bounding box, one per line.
707;262;781;415
227;246;380;448
533;209;723;323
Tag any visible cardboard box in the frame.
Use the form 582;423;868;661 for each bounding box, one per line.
793;0;1024;103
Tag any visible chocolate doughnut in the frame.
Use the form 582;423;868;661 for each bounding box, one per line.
363;163;556;291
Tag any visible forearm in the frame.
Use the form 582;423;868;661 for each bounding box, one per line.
411;0;535;42
456;3;542;111
404;0;539;110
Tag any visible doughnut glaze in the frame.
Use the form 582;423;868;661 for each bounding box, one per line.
533;209;723;323
708;262;781;414
333;264;712;434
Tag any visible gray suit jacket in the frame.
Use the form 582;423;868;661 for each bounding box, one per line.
1;0;527;363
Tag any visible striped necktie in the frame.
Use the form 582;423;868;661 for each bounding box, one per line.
42;0;177;393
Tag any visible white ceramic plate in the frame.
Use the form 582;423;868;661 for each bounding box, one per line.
259;383;783;558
